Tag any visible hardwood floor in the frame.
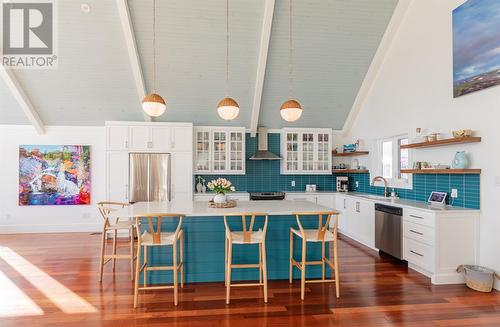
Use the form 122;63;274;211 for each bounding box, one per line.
0;233;499;326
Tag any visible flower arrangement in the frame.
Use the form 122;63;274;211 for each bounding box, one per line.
207;178;235;195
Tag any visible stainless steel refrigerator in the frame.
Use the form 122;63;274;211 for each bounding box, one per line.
129;153;171;203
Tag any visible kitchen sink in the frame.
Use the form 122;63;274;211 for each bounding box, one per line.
351;193;392;201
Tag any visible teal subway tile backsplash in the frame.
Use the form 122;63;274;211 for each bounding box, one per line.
197;133;480;209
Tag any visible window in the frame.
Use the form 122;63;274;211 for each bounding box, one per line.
376;135;412;189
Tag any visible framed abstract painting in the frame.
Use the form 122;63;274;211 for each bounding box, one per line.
453;0;500;97
19;145;91;206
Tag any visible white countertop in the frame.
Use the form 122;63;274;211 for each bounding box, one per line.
109;200;336;218
340;192;480;213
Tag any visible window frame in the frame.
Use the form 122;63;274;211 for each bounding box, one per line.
375;134;413;190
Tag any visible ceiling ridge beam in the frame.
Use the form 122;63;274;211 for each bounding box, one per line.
341;0;413;135
250;0;275;137
116;0;152;122
0;68;45;134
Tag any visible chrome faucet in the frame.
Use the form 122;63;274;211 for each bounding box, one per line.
371;176;389;197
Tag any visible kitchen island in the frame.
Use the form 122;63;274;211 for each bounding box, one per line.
110;200;337;284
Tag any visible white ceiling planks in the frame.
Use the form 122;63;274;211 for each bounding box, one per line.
0;0;398;129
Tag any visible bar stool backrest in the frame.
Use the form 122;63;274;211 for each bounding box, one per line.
135;214;184;245
223;213;269;243
293;211;339;241
97;201;130;226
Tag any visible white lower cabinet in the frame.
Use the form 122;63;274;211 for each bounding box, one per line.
334;194;376;250
334;193;479;285
402;209;479;285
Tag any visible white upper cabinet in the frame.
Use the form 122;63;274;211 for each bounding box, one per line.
150;127;172;151
129;126;151;150
172;127;193;152
106;122;193;153
194;127;245;175
281;128;332;174
194;128;211;173
106;125;129;150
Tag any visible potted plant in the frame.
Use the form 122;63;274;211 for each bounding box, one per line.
207;178;235;204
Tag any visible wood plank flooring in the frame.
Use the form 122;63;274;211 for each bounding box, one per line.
0;233;499;326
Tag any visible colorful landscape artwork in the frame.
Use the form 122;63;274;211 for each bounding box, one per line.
453;0;500;97
19;145;91;206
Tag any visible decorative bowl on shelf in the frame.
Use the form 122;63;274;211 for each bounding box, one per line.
452;129;473;138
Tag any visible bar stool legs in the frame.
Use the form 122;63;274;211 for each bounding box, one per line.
261;241;268;302
133;214;185;308
133;243;141;308
289;211;341;301
225;241;233;304
300;237;307;300
224;213;268;305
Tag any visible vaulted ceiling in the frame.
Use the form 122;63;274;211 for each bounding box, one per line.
0;0;398;130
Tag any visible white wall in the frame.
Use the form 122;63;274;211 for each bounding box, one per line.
343;0;500;287
0;126;105;233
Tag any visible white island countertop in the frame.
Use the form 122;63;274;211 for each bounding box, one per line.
109;200;336;218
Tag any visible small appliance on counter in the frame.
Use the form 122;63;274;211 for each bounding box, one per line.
305;184;317;192
336;177;349;192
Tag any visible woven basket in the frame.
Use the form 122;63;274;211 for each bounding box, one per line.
208;199;237;208
457;265;500;292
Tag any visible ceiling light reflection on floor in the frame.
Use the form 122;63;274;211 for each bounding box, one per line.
0;247;97;314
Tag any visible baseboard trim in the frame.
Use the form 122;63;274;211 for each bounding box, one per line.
0;223;102;234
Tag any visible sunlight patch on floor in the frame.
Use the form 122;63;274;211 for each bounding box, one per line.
0;246;97;314
0;270;44;317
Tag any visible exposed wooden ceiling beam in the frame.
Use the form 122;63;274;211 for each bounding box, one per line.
250;0;275;137
116;0;152;122
0;68;45;134
342;0;413;134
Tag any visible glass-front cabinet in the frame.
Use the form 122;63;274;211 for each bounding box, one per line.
194;127;245;174
195;129;211;172
281;128;333;174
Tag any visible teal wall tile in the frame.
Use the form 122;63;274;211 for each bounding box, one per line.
197;133;480;209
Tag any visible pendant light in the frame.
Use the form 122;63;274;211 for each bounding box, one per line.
217;0;240;121
280;0;302;122
142;0;166;117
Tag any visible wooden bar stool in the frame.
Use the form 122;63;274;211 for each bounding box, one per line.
133;213;184;308
224;213;268;304
97;202;135;281
289;211;340;300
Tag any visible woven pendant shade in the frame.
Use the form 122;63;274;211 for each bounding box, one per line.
280;99;303;122
217;97;240;121
142;93;166;117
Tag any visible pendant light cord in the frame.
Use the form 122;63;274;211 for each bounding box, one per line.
288;0;293;99
153;0;157;93
226;0;229;97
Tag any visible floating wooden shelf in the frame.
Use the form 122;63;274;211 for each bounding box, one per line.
333;151;369;157
401;137;481;149
332;169;369;174
400;169;481;174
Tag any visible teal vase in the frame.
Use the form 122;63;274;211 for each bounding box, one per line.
451;151;469;169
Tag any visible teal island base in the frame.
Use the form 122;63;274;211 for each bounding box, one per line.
141;215;331;284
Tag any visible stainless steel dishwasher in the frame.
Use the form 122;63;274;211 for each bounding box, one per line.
375;203;403;259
